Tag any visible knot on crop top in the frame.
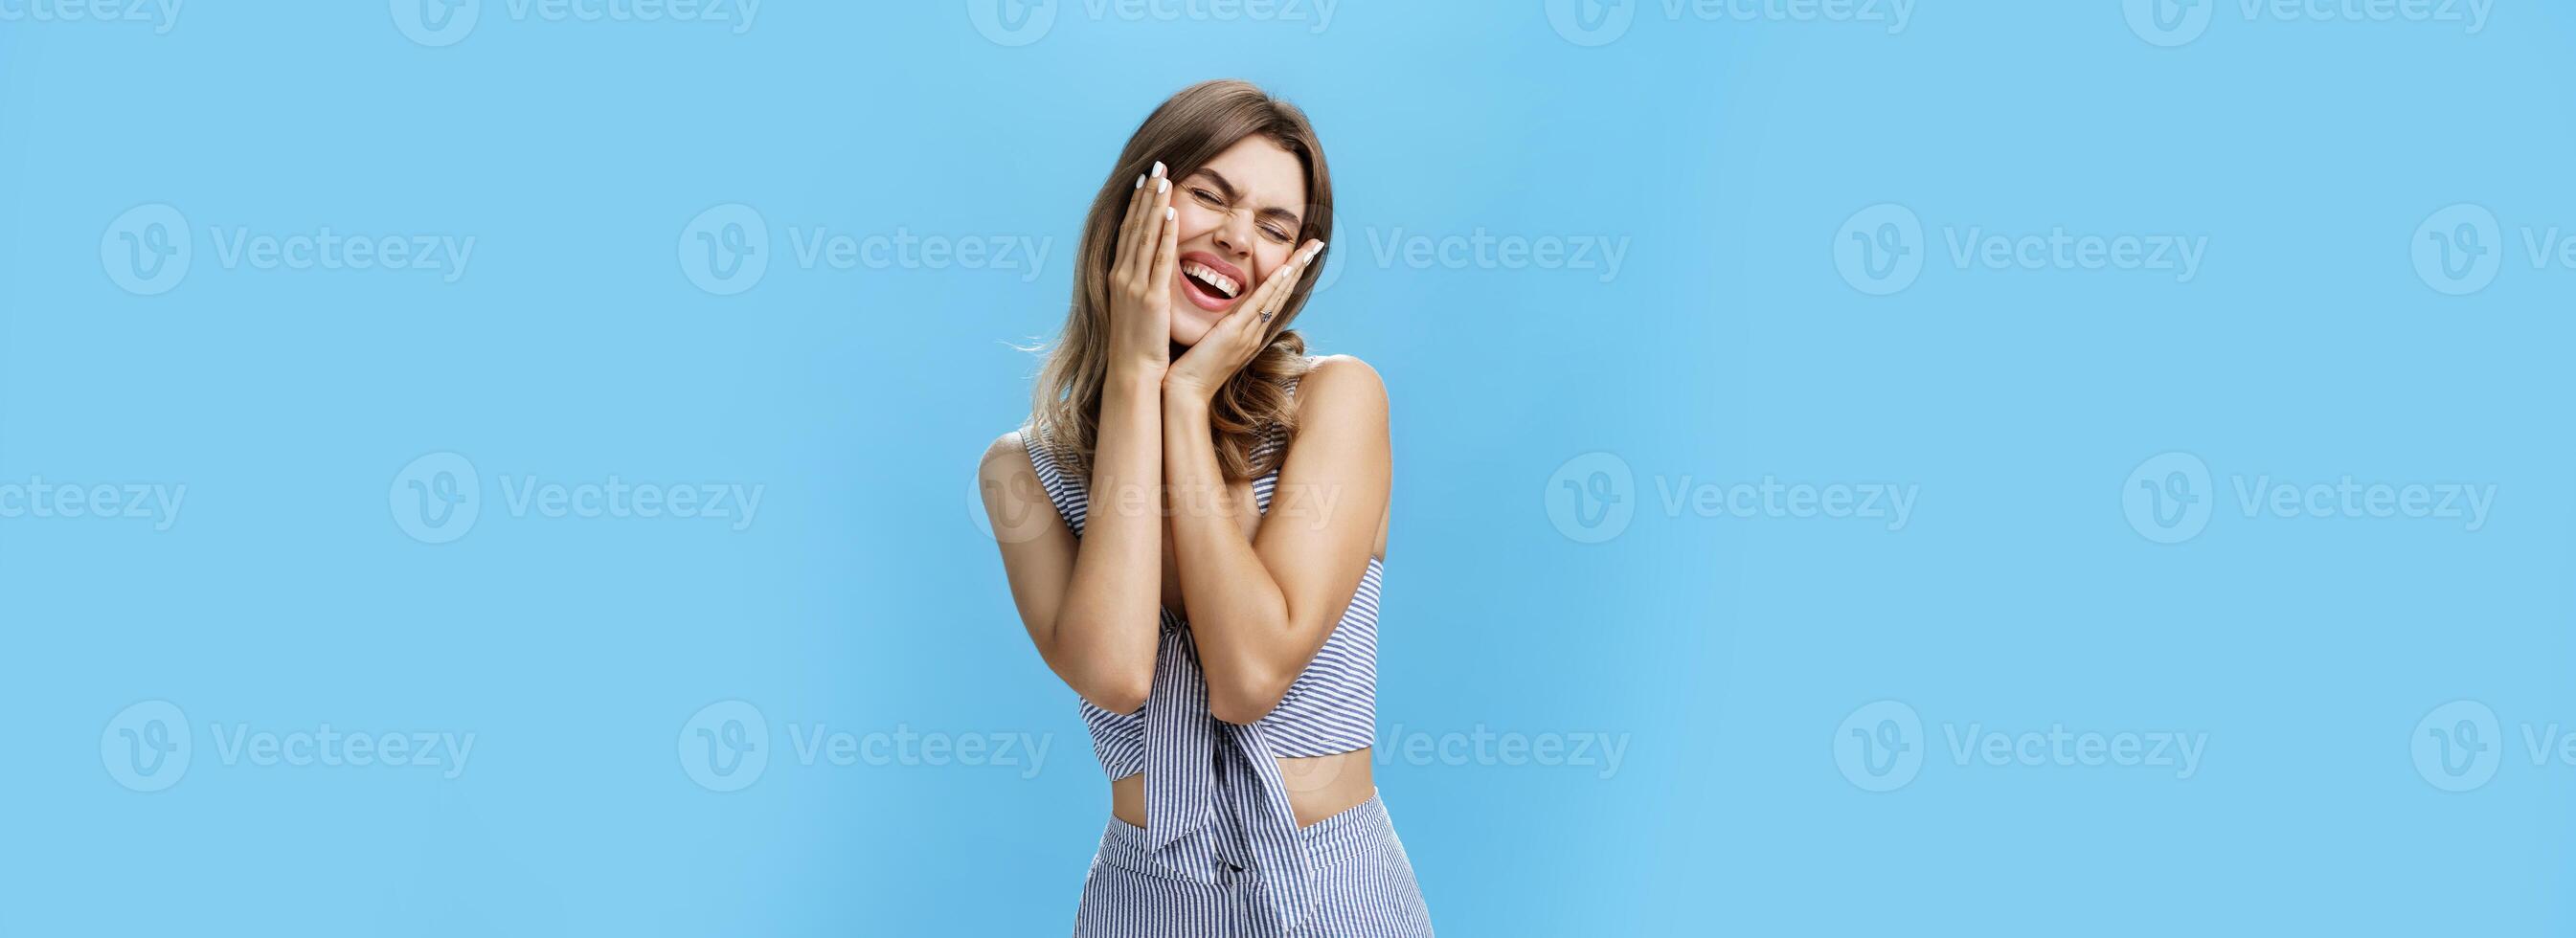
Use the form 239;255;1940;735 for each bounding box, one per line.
1020;394;1381;931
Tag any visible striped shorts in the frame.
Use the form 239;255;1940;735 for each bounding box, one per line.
1073;793;1434;937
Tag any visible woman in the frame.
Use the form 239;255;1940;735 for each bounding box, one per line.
979;79;1432;936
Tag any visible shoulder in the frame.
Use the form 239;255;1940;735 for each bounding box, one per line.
977;430;1037;489
1293;354;1388;422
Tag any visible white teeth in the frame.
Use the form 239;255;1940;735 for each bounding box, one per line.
1183;261;1239;299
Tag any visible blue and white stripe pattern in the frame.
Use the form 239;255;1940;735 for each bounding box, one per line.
1022;375;1426;936
1074;793;1433;937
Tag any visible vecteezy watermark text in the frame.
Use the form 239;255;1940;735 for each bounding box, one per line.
1835;203;2206;295
974;465;1349;545
1836;700;2205;792
676;701;1051;791
101;203;474;296
2407;202;2576;296
1376;724;1631;780
390;451;764;545
2121;451;2495;544
677;203;1052;295
0;478;185;530
968;0;1338;46
1548;0;1914;46
2125;0;2491;48
1;0;182;32
102;701;475;792
391;0;762;47
1544;451;1919;544
1359;226;1629;283
2406;699;2576;793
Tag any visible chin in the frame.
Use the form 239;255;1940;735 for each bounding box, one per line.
1168;303;1219;346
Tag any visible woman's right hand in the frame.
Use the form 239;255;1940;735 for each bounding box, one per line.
1107;161;1180;378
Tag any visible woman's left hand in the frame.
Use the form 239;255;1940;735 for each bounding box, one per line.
1165;238;1324;403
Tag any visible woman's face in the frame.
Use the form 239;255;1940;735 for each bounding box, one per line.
1164;136;1310;346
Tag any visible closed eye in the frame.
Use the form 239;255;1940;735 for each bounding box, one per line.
1193;187;1296;243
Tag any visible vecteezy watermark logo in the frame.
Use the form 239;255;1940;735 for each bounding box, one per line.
678;203;1054;296
679;700;770;792
679;204;769;296
101;203;192;296
2121;451;2495;544
1655;477;1918;530
0;477;187;530
2407;700;2576;793
1546;0;1635;46
1544;451;1635;544
2122;451;2212;544
1834;700;1922;792
389;451;766;544
2411;700;2500;793
1548;454;1921;543
100;203;474;296
393;0;758;46
1357;226;1628;283
972;0;1334;44
1550;0;1910;43
2122;0;2212;47
1373;724;1632;780
102;701;192;793
391;452;482;545
969;455;1053;545
1838;700;2207;791
2125;0;2490;47
679;701;1055;791
1834;203;1922;295
1;0;183;34
785;724;1052;779
103;701;475;790
785;225;1052;281
390;0;480;46
2409;202;2501;296
966;0;1055;45
1837;202;2209;295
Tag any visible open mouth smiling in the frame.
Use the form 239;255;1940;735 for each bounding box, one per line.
1178;251;1247;311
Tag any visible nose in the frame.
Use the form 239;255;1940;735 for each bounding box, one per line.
1209;207;1257;264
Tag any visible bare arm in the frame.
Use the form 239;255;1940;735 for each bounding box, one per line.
981;164;1182;714
1165;350;1389;726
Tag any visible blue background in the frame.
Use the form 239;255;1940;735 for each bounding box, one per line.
5;1;2570;933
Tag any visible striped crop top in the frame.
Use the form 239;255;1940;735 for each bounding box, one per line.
1019;373;1384;915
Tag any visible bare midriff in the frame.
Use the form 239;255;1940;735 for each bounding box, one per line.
1112;748;1374;829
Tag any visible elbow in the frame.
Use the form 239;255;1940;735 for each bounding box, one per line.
1207;672;1294;726
1047;616;1154;716
1085;673;1152;717
1065;653;1152;716
1204;614;1304;726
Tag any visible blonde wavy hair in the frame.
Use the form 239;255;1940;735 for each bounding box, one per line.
1029;78;1334;481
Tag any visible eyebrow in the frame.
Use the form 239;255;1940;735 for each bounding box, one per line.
1195;168;1303;231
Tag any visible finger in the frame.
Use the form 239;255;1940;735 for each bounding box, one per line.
1253;239;1324;321
1231;251;1312;339
1113;165;1152;279
1119;162;1170;281
1146;197;1180;301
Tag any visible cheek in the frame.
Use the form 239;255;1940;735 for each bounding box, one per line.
1253;248;1290;284
1174;203;1221;244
